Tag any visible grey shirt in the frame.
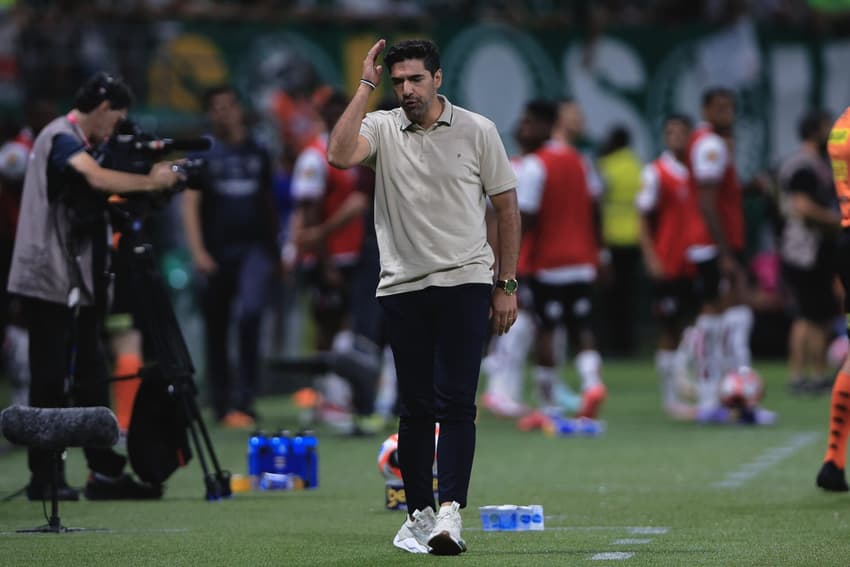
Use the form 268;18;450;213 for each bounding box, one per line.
8;115;101;306
359;96;516;296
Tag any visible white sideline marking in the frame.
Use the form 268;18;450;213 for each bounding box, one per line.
711;432;818;489
591;552;635;560
612;538;652;545
628;527;668;535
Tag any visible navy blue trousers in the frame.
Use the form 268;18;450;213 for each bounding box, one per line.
201;244;273;419
379;283;491;512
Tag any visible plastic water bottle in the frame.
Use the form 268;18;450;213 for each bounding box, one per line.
269;431;290;475
291;430;319;489
247;431;267;488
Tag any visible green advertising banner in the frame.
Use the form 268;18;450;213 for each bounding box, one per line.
140;20;850;179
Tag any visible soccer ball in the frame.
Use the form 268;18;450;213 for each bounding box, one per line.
377;425;440;482
720;367;764;409
377;433;402;481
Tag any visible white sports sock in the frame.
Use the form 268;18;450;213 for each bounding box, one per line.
656;349;677;406
575;350;602;392
533;365;558;409
694;314;724;411
722;305;753;372
486;310;534;403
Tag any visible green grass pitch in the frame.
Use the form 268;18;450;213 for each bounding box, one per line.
0;360;847;566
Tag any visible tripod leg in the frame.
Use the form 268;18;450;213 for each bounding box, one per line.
48;451;62;531
179;394;220;501
184;392;231;498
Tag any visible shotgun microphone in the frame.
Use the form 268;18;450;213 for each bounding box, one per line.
0;406;119;450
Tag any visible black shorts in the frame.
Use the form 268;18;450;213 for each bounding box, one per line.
529;279;594;334
783;262;837;324
652;277;698;331
693;255;721;304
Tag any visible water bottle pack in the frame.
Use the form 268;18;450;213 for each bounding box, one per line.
542;416;606;437
479;505;545;531
247;430;318;490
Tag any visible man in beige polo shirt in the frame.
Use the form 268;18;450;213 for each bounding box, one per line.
328;38;520;555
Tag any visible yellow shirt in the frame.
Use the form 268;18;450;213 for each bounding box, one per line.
598;147;643;246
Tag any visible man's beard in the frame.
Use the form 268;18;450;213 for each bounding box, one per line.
402;97;427;123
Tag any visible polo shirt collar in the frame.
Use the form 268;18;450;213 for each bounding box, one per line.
399;94;454;131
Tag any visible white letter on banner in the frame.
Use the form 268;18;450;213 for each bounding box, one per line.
563;37;651;161
769;45;811;164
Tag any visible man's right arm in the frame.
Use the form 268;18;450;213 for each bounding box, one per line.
181;189;217;274
635;163;664;279
327;38;385;169
787;168;841;228
68;151;179;194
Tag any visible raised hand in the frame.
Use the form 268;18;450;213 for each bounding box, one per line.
362;39;386;87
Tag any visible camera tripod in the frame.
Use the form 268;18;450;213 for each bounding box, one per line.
110;197;231;501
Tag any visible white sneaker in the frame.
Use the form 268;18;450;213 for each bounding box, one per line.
481;391;528;418
428;501;467;555
393;506;436;553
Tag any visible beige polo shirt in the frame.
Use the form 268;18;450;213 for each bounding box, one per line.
360;95;516;296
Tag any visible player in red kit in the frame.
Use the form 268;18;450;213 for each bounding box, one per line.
636;114;698;419
682;88;773;424
513;100;606;429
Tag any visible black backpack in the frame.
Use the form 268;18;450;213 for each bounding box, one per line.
127;377;192;485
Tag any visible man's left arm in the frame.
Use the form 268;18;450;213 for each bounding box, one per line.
479;121;520;335
489;189;520;336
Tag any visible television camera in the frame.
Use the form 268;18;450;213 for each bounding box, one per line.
101;119;231;500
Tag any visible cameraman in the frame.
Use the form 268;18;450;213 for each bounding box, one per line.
7;72;181;501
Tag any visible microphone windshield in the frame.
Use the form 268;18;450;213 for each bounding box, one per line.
0;406;119;450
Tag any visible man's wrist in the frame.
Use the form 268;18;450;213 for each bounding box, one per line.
359;78;377;91
495;277;519;296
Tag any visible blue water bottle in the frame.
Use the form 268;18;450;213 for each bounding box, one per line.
247;431;268;488
271;430;291;475
292;430;319;489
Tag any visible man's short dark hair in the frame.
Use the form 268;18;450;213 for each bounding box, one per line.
524;99;558;126
664;113;693;129
384;39;440;76
702;87;735;108
798;109;831;141
74;72;133;113
202;85;239;112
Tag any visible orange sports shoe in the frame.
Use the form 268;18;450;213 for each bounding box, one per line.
577;384;607;419
517;410;550;432
221;410;255;429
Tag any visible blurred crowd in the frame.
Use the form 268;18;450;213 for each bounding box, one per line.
6;0;850;25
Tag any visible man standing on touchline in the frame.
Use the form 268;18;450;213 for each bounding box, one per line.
328;38;520;555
